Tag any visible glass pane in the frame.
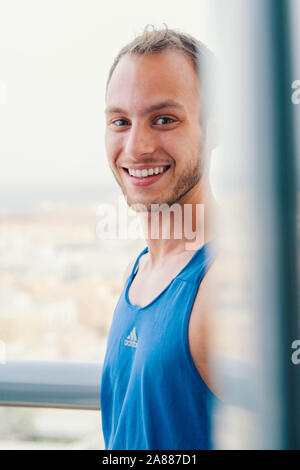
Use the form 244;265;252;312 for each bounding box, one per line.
0;408;103;450
0;0;219;450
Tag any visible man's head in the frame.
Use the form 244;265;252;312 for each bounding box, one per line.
105;26;216;211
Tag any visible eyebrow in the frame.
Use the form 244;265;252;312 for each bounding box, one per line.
105;100;184;115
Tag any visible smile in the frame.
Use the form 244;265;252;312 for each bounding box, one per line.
125;166;169;178
121;165;170;187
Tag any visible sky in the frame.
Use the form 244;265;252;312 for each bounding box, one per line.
0;0;224;199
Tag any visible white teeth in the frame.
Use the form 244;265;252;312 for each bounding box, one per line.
127;166;168;178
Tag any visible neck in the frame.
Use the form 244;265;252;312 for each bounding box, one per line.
139;181;219;263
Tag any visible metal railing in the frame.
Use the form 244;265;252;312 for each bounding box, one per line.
0;360;101;410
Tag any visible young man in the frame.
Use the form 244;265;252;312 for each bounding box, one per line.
100;26;220;450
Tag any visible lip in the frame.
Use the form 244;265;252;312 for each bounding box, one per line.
121;166;170;186
121;164;170;170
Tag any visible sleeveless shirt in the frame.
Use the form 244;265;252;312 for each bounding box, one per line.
100;240;218;450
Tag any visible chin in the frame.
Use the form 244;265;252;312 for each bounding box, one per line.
125;197;153;212
128;199;176;213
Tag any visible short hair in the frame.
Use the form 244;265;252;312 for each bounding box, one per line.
106;25;217;124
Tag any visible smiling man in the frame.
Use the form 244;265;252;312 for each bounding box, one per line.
100;26;220;450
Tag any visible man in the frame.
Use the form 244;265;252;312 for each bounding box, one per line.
100;26;220;450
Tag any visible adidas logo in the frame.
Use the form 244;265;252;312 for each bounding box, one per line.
124;327;138;348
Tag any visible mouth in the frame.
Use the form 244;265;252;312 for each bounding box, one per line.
121;165;171;187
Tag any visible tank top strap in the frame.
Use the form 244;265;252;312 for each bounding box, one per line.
176;239;217;285
130;246;149;278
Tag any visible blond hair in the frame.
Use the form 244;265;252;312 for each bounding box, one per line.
106;25;216;122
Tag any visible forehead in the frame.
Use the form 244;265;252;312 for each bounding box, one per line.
106;50;200;113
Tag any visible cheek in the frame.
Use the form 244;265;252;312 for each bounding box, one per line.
158;133;182;159
159;130;192;165
105;131;122;165
175;125;202;157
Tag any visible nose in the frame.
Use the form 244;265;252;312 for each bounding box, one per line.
124;122;156;159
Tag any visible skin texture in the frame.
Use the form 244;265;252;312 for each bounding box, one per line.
105;50;205;210
105;49;219;397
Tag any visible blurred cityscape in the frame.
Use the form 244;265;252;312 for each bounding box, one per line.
0;197;144;449
1;191;299;449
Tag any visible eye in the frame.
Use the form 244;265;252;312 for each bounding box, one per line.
111;119;130;127
152;116;179;126
154;117;175;125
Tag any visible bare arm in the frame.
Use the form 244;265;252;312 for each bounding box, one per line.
188;262;221;400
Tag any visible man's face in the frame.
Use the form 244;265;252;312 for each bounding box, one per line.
105;49;204;210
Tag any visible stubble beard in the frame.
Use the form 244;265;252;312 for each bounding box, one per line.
114;156;204;213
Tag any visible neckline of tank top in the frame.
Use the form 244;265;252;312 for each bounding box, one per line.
125;238;216;310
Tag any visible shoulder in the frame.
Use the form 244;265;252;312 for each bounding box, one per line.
122;247;148;285
123;247;148;283
192;258;217;314
123;259;135;285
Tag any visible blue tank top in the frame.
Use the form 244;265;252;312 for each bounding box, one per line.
100;240;218;450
